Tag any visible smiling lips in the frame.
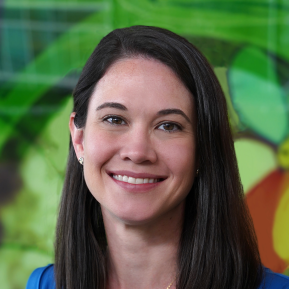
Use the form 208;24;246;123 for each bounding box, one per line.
112;174;160;184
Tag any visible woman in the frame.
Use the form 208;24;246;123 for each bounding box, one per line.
26;26;289;289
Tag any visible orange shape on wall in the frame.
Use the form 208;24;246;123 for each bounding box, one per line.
246;169;288;272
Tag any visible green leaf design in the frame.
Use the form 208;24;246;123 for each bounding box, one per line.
229;46;288;144
0;10;112;152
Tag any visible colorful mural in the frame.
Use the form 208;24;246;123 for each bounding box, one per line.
229;46;289;273
0;0;288;287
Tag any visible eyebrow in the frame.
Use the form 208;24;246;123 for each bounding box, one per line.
96;102;191;123
96;102;127;111
157;109;191;123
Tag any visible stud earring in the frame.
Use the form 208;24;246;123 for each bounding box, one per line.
196;169;199;175
78;157;84;165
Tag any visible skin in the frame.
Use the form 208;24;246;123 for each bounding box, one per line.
70;57;197;289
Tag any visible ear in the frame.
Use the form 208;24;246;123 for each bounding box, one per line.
69;112;84;160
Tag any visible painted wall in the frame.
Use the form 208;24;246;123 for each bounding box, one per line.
0;0;288;287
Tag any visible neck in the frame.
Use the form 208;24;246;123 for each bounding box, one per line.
102;203;184;289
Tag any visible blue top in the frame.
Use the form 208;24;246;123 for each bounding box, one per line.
26;265;289;288
26;264;55;289
260;268;289;288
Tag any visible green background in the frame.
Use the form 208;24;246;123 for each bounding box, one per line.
0;0;289;287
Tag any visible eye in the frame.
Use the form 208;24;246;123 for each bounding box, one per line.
103;116;126;125
157;122;182;132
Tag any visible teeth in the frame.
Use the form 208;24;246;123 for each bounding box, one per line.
112;175;159;184
128;177;136;184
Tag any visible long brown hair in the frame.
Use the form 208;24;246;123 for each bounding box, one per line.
55;25;262;289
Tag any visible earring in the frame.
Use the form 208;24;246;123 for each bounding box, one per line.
196;169;199;175
78;157;84;165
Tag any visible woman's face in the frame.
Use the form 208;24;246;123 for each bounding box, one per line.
70;57;197;225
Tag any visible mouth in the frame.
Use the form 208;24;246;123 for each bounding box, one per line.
112;174;162;184
108;172;166;185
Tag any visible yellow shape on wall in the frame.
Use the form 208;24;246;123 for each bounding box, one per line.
273;178;289;263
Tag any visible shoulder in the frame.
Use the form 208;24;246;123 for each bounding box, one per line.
26;264;56;289
258;267;289;289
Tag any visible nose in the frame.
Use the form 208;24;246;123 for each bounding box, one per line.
119;128;157;164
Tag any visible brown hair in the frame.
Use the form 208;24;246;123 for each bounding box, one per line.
55;25;262;289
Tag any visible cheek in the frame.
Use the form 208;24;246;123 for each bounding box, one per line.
83;130;120;202
160;139;196;177
161;139;196;200
83;130;119;172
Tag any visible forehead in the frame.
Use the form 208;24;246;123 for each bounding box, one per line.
90;57;194;112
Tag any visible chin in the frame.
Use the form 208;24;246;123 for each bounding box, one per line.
115;210;158;226
103;204;162;226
